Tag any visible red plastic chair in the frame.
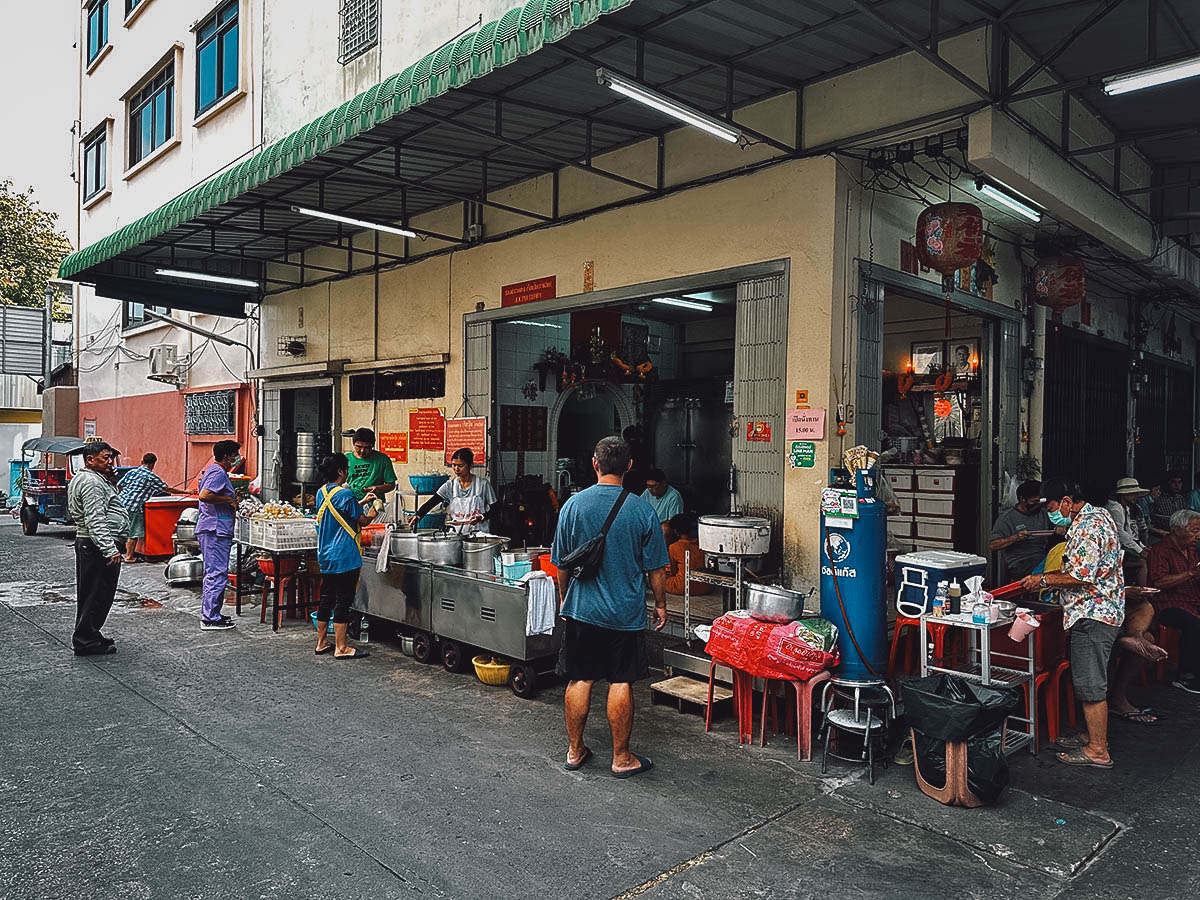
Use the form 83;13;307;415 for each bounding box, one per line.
1155;624;1181;682
888;616;963;678
758;670;833;761
1021;658;1074;751
260;574;302;627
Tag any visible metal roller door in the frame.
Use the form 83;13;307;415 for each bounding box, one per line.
733;273;788;560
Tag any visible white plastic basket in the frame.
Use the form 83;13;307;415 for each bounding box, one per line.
248;518;318;551
235;516;251;544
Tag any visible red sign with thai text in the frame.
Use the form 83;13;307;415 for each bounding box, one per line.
501;276;557;307
378;432;409;464
445;417;487;465
409;407;446;451
746;421;773;443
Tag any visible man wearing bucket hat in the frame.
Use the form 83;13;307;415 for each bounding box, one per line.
1020;480;1124;768
1107;478;1152;587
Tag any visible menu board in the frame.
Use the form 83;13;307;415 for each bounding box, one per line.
378;432;409;464
500;405;547;452
445;417;487;465
409;407;446;451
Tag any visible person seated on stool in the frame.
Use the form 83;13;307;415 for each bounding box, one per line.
1148;508;1200;695
641;468;683;545
314;453;377;660
663;514;710;596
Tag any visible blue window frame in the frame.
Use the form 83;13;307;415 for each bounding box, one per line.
196;1;239;114
82;126;107;201
87;0;109;63
125;0;142;16
129;63;174;166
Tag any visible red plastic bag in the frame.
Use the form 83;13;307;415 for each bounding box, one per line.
705;612;838;681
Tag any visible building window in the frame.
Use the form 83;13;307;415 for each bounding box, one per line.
123;302;168;330
125;0;142;16
338;0;379;65
129;63;174;166
349;369;447;402
87;0;109;63
82;126;107;201
196;1;239;114
185;389;237;435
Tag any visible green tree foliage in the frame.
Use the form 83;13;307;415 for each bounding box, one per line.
0;179;72;320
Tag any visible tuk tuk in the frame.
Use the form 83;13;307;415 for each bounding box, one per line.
19;436;90;535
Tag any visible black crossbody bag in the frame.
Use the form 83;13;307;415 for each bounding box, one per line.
559;489;629;582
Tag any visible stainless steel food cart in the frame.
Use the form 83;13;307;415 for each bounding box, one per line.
355;549;561;698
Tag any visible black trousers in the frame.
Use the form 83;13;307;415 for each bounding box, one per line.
1158;607;1200;678
73;539;121;651
318;569;360;625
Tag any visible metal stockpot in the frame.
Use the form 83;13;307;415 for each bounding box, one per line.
164;553;204;586
745;583;810;623
390;529;432;559
698;515;772;556
462;535;509;573
418;532;463;567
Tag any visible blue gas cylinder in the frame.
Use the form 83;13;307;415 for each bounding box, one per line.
819;468;888;682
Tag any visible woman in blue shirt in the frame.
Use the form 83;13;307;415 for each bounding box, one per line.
314;453;377;659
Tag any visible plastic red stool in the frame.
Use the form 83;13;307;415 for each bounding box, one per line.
707;661;755;744
1021;659;1072;751
260;574;300;627
888;617;962;678
300;574;323;617
760;670;833;761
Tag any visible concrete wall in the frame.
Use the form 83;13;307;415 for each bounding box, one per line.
260;157;842;581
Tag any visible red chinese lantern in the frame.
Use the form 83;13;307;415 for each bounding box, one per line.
916;202;984;337
916;203;984;274
1031;255;1086;313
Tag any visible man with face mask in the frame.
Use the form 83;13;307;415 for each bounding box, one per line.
988;480;1053;580
1021;480;1125;769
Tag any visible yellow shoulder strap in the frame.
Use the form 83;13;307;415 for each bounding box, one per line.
317;485;358;540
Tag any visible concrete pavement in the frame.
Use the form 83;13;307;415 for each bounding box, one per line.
1;518;1198;899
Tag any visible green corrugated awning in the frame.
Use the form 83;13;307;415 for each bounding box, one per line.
59;0;635;281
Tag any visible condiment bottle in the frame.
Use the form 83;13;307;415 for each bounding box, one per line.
948;579;962;615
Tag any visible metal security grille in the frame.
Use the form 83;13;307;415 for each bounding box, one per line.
1044;326;1128;491
733;273;788;562
185;389;237;435
1135;359;1195;484
338;0;379;65
996;319;1021;480
260;387;280;498
854;277;885;448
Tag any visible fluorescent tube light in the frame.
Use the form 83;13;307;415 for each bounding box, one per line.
652;297;713;312
292;205;417;238
155;268;260;288
1103;55;1200;95
975;181;1042;222
510;320;562;329
597;68;741;144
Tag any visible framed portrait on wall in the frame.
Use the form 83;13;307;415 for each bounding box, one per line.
947;338;979;376
911;340;945;375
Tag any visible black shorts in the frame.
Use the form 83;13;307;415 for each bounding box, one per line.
556;617;649;684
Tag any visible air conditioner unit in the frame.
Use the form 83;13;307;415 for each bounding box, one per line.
149;344;180;377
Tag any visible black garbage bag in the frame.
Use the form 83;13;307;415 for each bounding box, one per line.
901;674;1021;806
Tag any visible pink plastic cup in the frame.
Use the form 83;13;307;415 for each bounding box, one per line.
1007;615;1040;641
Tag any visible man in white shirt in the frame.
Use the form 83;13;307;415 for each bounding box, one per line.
1107;478;1151;587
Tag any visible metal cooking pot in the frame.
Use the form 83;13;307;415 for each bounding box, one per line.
177;508;199;525
462;535;508;573
390;529;432;559
174;521;196;543
418;532;463;567
698;515;772;556
746;583;811;623
164;553;204;585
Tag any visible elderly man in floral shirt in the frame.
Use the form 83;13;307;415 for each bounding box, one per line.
1022;479;1124;769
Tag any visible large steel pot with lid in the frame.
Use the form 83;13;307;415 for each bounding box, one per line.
698;515;772;556
746;583;811;623
462;534;509;572
390;529;433;560
418;532;463;567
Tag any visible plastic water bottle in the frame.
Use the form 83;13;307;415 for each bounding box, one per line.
932;581;948;618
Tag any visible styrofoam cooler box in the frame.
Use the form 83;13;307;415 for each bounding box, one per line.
916;519;955;541
915;468;955;492
894;549;987;616
914;493;954;517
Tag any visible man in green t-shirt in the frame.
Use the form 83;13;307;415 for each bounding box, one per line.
346;427;397;501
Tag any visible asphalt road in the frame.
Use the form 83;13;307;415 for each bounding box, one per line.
2;521;1199;899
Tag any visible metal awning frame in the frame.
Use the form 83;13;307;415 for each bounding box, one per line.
59;0;1200;299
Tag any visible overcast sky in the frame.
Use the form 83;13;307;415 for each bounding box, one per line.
0;5;81;245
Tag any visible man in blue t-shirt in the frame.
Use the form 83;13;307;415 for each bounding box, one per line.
551;436;668;779
640;468;684;544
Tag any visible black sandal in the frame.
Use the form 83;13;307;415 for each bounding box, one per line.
335;648;370;660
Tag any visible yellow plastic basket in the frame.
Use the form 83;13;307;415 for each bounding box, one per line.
472;655;511;686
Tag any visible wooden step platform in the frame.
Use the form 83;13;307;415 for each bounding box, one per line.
651;675;732;718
